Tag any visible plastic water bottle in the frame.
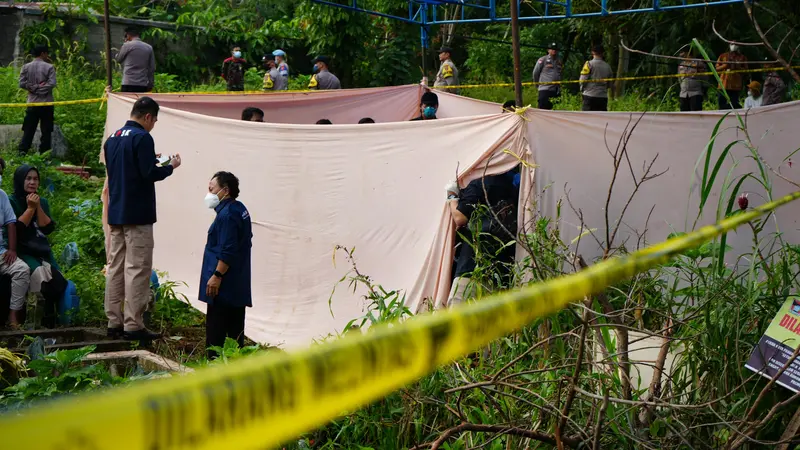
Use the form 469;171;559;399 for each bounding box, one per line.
61;242;80;270
59;280;80;325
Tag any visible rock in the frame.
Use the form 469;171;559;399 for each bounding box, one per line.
0;124;69;158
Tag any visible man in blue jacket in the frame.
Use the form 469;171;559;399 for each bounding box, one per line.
199;171;252;357
104;97;181;341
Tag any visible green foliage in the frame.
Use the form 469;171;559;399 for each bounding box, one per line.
150;277;205;330
206;337;262;365
330;246;411;333
0;345;113;410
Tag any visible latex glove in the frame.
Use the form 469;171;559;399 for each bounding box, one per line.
445;180;460;196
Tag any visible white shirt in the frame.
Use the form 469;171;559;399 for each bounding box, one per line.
744;94;763;109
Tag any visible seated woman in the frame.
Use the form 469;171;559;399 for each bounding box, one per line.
9;165;66;327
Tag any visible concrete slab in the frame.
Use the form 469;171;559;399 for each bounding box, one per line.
0;124;68;158
84;350;194;376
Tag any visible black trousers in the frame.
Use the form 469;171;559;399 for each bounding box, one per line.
582;95;608;112
120;85;151;93
19;105;54;154
680;95;704;112
206;303;246;357
717;90;741;110
537;90;559;110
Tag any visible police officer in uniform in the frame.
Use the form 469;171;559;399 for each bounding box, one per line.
308;55;341;90
532;43;563;110
272;49;290;91
434;47;459;94
262;57;278;91
579;45;613;111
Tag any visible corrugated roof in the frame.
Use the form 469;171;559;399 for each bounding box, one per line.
0;2;203;30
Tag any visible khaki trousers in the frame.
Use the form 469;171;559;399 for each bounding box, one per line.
104;224;154;331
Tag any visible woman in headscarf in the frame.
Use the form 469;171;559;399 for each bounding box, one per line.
9;165;65;327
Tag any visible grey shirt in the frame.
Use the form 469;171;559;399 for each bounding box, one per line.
310;70;341;90
19;58;57;103
275;61;290;91
0;190;16;255
532;55;563;92
678;59;706;98
116;38;155;88
434;59;459;93
579;57;613;98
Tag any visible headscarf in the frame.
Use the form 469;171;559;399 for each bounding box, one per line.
13;164;38;207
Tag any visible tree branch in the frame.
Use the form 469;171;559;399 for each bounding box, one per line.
428;422;581;449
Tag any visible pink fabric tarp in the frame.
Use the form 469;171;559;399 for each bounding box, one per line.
102;85;800;349
103;90;524;348
116;85;425;124
526;103;800;262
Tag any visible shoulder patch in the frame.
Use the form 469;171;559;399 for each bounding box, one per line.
442;64;454;78
580;62;591;76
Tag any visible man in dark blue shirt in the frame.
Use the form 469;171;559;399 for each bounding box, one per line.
199;171;252;357
446;167;519;307
103;97;181;341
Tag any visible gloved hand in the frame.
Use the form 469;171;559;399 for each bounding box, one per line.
445;180;460;197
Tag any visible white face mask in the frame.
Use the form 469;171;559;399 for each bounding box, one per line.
204;192;221;209
748;90;753;97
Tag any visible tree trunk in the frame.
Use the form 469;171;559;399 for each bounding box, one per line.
615;31;629;98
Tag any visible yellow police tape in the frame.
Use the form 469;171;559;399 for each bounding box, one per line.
435;64;800;90
1;190;798;450
0;97;107;108
1;64;796;107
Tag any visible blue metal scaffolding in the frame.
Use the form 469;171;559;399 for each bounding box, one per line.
311;0;742;49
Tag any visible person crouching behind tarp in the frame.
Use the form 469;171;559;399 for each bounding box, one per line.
241;107;264;122
411;92;439;121
199;172;252;358
445;167;520;307
10;165;66;328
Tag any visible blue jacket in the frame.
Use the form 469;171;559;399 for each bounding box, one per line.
104;121;174;225
199;198;253;307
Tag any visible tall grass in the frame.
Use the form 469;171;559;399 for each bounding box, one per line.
304;113;800;449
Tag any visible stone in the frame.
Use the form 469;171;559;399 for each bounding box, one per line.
0;124;69;158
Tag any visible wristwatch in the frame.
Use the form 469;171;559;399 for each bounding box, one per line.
213;270;224;278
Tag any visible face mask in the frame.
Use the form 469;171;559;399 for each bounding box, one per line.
423;106;437;118
729;45;737;52
313;64;320;73
748;90;753;97
204;192;221;209
233;51;242;58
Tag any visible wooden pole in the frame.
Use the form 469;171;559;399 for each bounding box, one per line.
510;0;523;106
103;0;113;89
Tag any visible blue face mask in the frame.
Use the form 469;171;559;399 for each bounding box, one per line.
233;51;242;58
312;64;320;73
423;106;437;118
